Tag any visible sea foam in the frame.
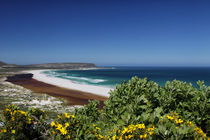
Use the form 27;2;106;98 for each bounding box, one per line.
65;76;106;83
43;70;107;84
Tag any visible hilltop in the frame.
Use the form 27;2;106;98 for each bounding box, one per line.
21;62;97;69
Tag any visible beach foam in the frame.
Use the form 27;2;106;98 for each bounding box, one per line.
25;70;112;97
64;76;107;83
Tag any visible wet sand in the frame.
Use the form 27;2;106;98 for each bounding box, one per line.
6;74;108;107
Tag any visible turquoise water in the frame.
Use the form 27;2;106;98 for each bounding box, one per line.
42;67;210;88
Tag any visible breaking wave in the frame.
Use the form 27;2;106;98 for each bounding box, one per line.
42;70;107;84
65;76;106;83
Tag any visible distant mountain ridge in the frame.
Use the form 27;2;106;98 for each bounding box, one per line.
0;61;97;69
23;62;97;69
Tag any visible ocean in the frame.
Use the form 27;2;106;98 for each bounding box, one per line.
42;67;210;88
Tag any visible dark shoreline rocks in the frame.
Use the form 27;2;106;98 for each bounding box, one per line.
6;73;33;82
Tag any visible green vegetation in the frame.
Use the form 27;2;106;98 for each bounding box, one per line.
0;77;209;139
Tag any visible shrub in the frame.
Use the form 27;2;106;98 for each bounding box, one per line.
49;100;101;140
0;105;47;140
0;77;209;139
104;77;210;134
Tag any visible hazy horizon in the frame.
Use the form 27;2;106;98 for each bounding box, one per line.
1;59;210;67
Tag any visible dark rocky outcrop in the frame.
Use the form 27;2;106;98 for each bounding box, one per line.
6;73;33;82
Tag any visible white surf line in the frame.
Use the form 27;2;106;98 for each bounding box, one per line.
24;70;113;97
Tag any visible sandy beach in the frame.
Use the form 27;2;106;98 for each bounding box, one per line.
6;70;112;106
28;70;112;97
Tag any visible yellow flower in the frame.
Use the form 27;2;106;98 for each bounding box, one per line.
202;133;206;138
1;129;7;133
175;119;183;124
66;135;71;139
143;133;147;138
56;124;62;130
60;127;67;135
71;115;75;118
18;110;27;116
139;135;144;139
187;121;194;127
11;130;15;134
57;115;61;119
178;119;183;123
28;118;32;124
128;135;133;139
98;134;104;138
65;122;69;127
166;115;174;120
147;127;154;131
137;124;145;129
64;113;70;118
112;135;116;140
194;127;207;138
149;131;154;135
96;127;100;130
51;121;56;127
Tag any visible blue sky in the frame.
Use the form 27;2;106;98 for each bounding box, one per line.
0;0;210;66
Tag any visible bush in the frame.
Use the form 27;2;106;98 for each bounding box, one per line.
0;105;47;140
0;77;209;139
104;77;209;134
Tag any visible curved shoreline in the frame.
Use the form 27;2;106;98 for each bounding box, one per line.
27;70;112;97
6;73;109;106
